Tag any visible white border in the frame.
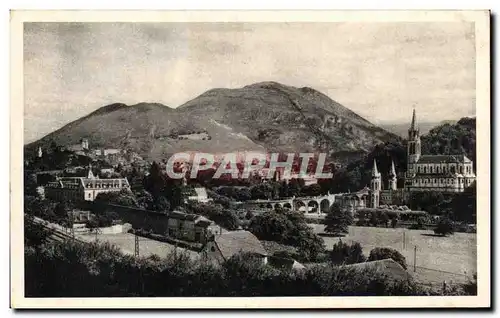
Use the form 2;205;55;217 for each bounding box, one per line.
9;10;491;309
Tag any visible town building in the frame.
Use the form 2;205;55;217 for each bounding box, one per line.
186;187;212;203
404;109;476;192
44;165;130;202
166;211;213;243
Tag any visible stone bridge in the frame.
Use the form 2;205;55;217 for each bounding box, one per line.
245;192;342;214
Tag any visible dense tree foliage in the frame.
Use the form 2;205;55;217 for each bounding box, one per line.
421;117;476;170
324;203;353;236
329;240;366;265
187;202;240;231
368;247;408;270
143;161;185;210
434;218;455;236
248;209;325;261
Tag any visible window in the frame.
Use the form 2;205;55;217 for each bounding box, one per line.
211;246;216;252
430;166;433;173
423;166;427;173
437;167;440;173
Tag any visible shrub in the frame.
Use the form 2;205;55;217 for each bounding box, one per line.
409;217;425;230
368;247;408;270
434;218;454;236
329;240;366;265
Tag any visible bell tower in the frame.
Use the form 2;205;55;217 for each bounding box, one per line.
370;159;381;208
388;160;397;190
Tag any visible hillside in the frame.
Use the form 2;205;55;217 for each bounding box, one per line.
26;82;399;161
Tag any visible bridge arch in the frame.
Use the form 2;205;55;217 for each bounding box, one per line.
320;199;331;213
294;200;306;212
283;202;292;210
307;201;319;213
274;203;283;210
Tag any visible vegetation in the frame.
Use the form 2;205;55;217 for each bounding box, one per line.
329;240;366;265
143;161;185;210
434;218;455;236
324;203;353;236
367;247;408;270
187;202;240;231
248;209;325;261
24;232;476;297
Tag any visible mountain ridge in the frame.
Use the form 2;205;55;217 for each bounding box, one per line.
25;82;400;162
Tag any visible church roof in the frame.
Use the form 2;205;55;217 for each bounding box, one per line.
417;155;471;164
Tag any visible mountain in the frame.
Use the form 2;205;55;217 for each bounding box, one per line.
380;120;457;137
25;82;399;161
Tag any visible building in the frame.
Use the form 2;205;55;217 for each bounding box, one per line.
166;211;213;243
66;138;89;154
186;187;212;203
404;109;476;192
201;230;268;266
44;165;130;202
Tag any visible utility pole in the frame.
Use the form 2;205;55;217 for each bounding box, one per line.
134;233;140;258
403;231;406;250
414;245;417;272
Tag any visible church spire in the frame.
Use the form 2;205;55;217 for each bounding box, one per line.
410;107;418;131
390;160;396;177
372;159;380;177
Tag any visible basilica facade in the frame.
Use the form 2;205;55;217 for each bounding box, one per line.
404;109;476;192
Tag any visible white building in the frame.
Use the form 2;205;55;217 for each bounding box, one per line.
404;109;476;192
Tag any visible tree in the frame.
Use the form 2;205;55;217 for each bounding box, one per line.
86;219;102;241
324;203;353;236
380;212;390;228
54;201;71;220
248;210;325;261
391;216;398;228
152;196;171;213
369;212;379;227
434;218;455;236
24;214;53;248
329;240;366;265
368;247;408;270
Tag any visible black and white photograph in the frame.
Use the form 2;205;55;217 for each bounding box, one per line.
10;10;490;308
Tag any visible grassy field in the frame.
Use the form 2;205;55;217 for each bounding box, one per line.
77;232;200;260
309;224;477;285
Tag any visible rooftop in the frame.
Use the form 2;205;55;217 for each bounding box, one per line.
417;155;472;164
214;230;268;261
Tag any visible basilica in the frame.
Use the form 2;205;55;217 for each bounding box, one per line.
340;109;476;211
403;109;476;193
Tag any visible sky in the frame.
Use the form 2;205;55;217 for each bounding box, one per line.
24;22;476;143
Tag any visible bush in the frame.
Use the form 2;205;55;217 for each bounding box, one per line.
368;247;408;270
409;217;425;230
434;218;454;236
329;240;366;265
